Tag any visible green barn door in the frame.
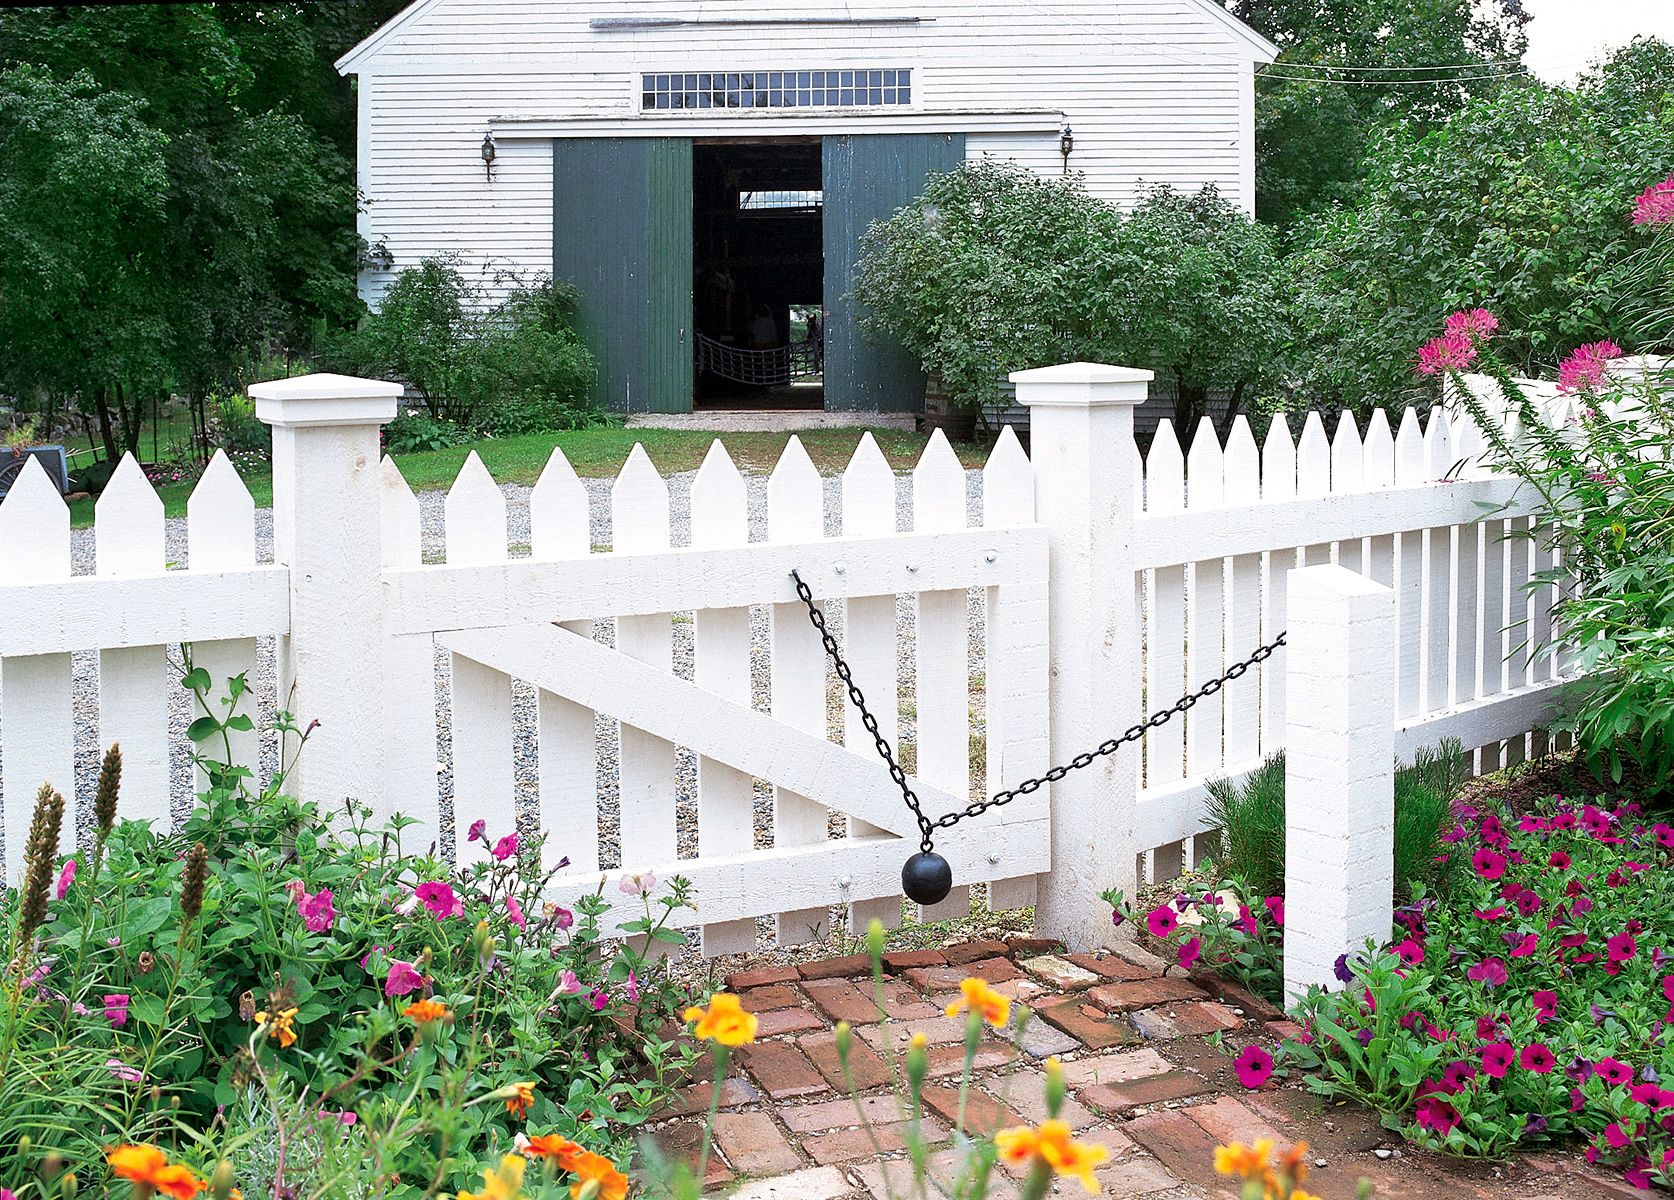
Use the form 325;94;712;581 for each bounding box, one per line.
553;137;693;413
822;132;965;412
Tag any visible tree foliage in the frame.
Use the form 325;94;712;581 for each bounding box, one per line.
1288;38;1674;413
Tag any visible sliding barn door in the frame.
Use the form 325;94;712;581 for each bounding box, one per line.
553;137;693;413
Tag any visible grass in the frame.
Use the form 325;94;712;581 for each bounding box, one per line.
66;425;984;528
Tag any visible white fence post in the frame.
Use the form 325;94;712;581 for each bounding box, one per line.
1283;564;1396;1000
1014;362;1150;950
251;373;401;813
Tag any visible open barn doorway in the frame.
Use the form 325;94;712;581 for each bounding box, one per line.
692;140;825;410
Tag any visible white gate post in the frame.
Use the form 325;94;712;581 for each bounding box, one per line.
1014;362;1151;950
1283;564;1396;1000
251;373;401;812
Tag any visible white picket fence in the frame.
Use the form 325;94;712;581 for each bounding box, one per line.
0;364;1577;953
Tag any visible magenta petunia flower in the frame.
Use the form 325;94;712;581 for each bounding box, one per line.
492;833;519;861
467;819;487;843
1480;1042;1515;1079
385;959;425;997
1608;932;1639;963
104;993;130;1028
1558;341;1624;394
1233;1045;1274;1089
589;989;609;1011
1508;933;1539;958
505;895;527;930
625;970;641;1004
1472;848;1508;880
1145;904;1178;939
1416;331;1478;377
55;858;77;900
1415;1095;1460;1134
1632;175;1674;226
1177;936;1201;971
297;887;336;934
1466;958;1508;988
1474;905;1507;921
1597;1058;1634;1088
415;881;462;920
1263;896;1284;927
1521;1043;1556;1074
551;905;575;931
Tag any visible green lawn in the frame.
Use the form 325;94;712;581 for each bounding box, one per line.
66;425;985;528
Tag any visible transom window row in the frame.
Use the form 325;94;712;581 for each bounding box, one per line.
640;69;912;110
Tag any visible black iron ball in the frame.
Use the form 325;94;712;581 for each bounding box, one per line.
902;851;953;906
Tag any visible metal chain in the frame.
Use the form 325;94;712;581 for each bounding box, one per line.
788;569;1287;854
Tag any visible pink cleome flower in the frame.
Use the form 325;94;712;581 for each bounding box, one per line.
1631;175;1674;227
1416;331;1478;377
1557;340;1623;394
1443;308;1500;341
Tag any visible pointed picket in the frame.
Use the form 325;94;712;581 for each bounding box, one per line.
690;441;756;954
982;427;1046;913
95;455;171;826
445;452;508;566
612;445;678;872
1421;411;1457;712
1259;415;1295;749
1143;420;1187;795
1296;411;1332;567
841;433;906;932
377;456;438;847
767;436;832;944
1222;418;1262;781
912;429;973;919
1361;409;1398;599
1393;409;1426;718
529;446;601;880
1330;412;1365;573
1184;421;1225;844
0;458;73;883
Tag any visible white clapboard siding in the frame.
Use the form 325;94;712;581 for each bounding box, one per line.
531;447;601;879
446;452;516;864
913;430;973;921
187;452;262;795
96;455;171;828
689;441;758;955
841;432;905;933
983;426;1047;912
611;446;679;870
767;437;832;946
0;459;74;883
380;456;440;852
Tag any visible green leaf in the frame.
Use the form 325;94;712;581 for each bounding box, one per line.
186;716;221;742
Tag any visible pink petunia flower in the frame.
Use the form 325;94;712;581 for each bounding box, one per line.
297;887;336;934
105;1059;143;1083
589;989;609;1011
492;833;519;862
1177;936;1201;972
385;959;425;997
1415;1095;1460;1134
505;895;527;930
1557;341;1623;394
1521;1043;1556;1074
1597;1058;1635;1088
1233;1045;1273;1089
1395;938;1425;966
558;969;582;993
1263;896;1284;927
467;819;487;843
1480;1042;1515;1079
625;970;641;1004
1632;175;1674;226
55;858;76;900
1145;904;1178;939
551;905;575;931
1472;848;1507;880
415;881;462;920
618;870;657;896
1466;958;1508;988
1608;932;1639;963
104;994;130;1028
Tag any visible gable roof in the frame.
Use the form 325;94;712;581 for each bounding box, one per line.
337;0;1278;74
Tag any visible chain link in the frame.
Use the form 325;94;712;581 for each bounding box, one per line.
788;569;1287;854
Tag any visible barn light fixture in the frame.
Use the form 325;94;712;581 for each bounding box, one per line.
481;131;497;181
1059;124;1074;173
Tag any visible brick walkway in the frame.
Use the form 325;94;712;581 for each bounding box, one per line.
647;938;1639;1200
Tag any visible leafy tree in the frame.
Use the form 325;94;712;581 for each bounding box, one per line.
1288;38;1674;413
1223;0;1530;227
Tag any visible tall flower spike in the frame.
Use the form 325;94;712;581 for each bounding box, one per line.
180;843;208;924
94;744;122;839
19;786;65;946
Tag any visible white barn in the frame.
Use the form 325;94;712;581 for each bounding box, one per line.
338;0;1277;415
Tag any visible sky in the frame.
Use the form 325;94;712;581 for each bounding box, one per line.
1521;0;1674;83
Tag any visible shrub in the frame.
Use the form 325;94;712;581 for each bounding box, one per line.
206;389;270;456
384;407;468;454
1288;793;1674;1188
1200;740;1467;902
1;664;697;1194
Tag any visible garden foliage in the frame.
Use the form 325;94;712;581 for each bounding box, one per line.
1;666;696;1197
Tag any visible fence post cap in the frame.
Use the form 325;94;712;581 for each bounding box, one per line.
250;372;403;428
1288;562;1392;598
1010;362;1152;408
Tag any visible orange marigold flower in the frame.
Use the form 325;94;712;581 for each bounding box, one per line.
995;1121;1108;1193
458;1154;527;1200
107;1145;207;1200
1214;1139;1275;1182
505;1080;537;1119
568;1149;629;1200
682;992;758;1047
403;998;450;1023
253;1006;299;1048
944;976;1011;1028
522;1133;585;1170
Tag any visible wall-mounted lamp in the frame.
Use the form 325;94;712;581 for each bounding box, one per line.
481;131;497;182
1059;124;1074;174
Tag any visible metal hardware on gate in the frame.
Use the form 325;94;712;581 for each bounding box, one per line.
787;568;1288;907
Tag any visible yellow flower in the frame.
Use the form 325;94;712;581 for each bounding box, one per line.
253;1006;299;1048
107;1145;207;1200
459;1154;527;1200
944;976;1011;1028
567;1150;629;1200
504;1081;537;1119
995;1120;1109;1193
908;1032;929;1049
403;998;451;1023
682;992;758;1047
1214;1139;1274;1181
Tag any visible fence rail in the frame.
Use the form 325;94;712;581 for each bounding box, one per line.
0;364;1579;955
